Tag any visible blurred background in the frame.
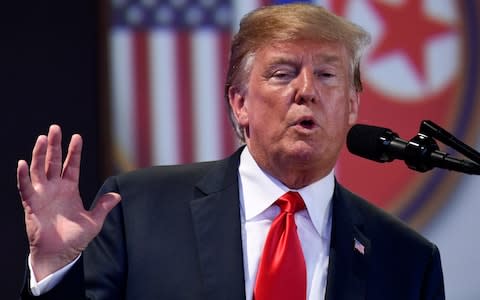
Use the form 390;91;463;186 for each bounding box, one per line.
2;0;479;299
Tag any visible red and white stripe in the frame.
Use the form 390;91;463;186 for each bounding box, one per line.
109;0;326;170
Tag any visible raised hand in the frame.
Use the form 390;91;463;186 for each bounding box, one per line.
17;125;121;281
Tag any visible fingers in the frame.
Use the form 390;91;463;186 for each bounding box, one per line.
62;134;83;182
90;193;122;225
23;124;84;187
45;125;63;180
30;135;48;185
17;160;35;205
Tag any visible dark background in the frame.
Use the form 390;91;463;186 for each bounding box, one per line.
0;2;106;298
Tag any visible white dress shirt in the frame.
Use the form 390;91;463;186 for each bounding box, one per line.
239;147;334;300
31;147;334;299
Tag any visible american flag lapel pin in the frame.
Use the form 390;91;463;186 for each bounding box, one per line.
354;238;365;255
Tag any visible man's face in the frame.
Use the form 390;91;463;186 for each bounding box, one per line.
230;39;359;185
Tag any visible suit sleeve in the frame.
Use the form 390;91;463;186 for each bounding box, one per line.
421;245;445;300
83;176;128;299
21;255;87;299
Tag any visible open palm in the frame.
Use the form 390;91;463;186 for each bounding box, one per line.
17;125;121;281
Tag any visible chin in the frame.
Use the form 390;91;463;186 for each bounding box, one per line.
285;141;319;162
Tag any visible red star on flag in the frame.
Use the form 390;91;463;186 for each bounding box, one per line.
368;0;453;82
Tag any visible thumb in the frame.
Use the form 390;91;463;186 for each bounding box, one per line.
90;192;122;225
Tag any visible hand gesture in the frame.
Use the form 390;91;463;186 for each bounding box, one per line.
17;125;121;281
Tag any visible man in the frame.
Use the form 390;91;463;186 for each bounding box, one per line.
18;3;445;299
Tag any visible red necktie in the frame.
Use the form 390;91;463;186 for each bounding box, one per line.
254;191;307;300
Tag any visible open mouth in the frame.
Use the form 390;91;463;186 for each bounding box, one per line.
299;119;315;129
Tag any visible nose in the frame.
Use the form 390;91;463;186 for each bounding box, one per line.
294;68;317;104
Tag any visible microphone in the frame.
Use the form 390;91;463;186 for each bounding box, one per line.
346;124;480;174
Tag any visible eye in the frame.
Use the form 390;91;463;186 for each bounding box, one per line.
272;71;290;78
316;71;336;78
270;68;296;81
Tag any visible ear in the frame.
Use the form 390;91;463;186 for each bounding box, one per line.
228;87;249;127
347;90;360;125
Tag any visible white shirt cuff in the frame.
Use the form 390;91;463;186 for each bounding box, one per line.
28;254;81;296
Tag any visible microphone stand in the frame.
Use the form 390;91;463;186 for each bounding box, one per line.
416;120;480;175
420;120;480;164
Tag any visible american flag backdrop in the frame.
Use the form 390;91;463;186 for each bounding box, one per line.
109;0;324;170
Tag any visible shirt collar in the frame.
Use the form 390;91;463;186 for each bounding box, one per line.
238;147;334;239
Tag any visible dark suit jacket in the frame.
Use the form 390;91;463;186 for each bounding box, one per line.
22;148;445;299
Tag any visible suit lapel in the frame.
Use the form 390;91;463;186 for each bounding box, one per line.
189;149;246;300
325;183;371;300
187;151;371;300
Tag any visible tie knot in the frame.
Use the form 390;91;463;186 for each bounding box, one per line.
276;191;306;214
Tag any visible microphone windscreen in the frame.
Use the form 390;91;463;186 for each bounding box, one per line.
347;124;391;162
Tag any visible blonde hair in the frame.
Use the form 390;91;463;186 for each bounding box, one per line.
225;3;371;141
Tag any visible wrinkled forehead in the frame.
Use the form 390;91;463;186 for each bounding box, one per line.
254;39;352;67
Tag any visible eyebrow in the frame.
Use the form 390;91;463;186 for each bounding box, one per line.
266;56;300;67
266;53;343;68
316;54;342;64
